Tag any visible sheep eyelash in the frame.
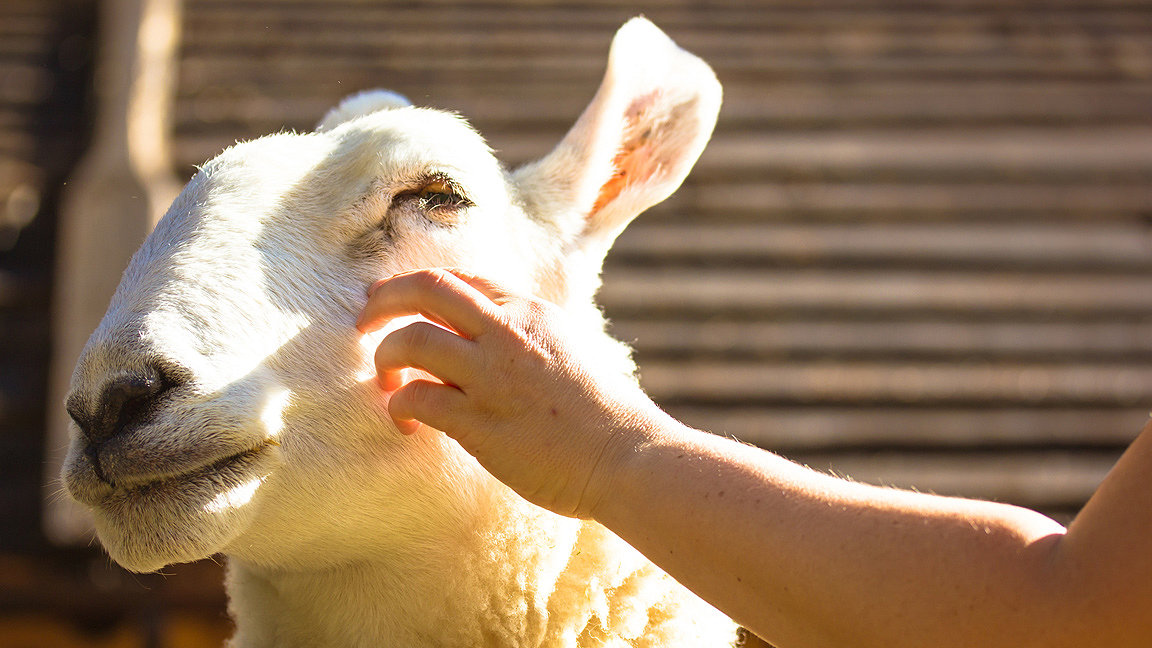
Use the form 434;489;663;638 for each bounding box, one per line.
390;173;474;221
417;191;471;212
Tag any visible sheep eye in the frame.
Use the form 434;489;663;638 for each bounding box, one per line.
393;176;473;221
418;181;467;209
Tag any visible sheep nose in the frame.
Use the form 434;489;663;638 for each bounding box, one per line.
69;366;169;446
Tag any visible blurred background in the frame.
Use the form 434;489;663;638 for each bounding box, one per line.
3;0;1152;645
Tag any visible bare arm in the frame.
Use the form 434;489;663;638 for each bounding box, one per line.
358;268;1152;648
597;418;1152;648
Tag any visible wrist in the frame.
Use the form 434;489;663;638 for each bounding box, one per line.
582;403;688;523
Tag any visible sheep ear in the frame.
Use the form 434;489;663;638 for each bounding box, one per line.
316;89;412;132
514;17;721;260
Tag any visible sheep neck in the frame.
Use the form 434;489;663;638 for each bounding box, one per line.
220;496;669;646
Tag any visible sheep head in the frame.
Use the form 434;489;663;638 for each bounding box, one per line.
61;17;721;573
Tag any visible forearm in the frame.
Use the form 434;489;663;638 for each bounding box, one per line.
591;415;1072;648
360;271;1152;647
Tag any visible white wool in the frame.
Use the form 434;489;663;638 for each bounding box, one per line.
315;89;413;132
62;18;732;647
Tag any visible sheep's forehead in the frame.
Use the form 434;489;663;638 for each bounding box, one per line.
184;107;506;231
329;107;497;170
326;107;508;204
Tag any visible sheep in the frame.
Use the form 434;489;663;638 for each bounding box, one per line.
61;17;736;647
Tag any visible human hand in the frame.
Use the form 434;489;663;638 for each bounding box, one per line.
356;268;663;518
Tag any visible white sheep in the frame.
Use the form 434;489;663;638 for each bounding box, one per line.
61;18;736;647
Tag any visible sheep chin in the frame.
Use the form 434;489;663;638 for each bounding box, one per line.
87;442;283;573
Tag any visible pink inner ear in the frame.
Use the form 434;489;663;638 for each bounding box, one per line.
591;92;662;215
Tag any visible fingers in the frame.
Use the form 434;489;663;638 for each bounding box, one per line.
358;268;529;438
388;379;468;436
374;321;479;391
358;269;502;339
441;269;519;306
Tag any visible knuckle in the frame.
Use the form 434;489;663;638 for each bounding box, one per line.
377;323;438;371
520;297;561;326
440;266;469;281
401;379;429;403
400;321;434;349
397;268;442;296
375;324;420;366
420;268;455;290
393;381;430;418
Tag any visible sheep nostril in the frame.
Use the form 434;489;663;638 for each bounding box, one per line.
82;366;172;446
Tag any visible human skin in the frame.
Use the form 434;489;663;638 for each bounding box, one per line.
358;268;1152;648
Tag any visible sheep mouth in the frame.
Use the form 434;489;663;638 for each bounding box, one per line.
68;438;281;507
123;440;277;490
